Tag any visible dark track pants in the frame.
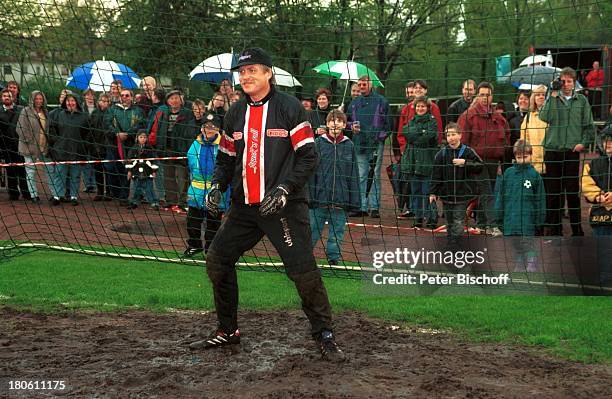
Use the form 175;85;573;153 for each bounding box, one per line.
186;206;221;252
544;150;583;235
205;201;332;336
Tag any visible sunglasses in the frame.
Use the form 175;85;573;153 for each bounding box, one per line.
121;94;132;97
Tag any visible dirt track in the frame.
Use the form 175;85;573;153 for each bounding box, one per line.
1;307;610;398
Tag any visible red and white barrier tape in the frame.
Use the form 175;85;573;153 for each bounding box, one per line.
0;156;187;168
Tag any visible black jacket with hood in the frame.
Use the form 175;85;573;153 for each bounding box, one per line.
48;94;90;162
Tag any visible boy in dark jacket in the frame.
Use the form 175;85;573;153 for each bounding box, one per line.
429;123;483;244
309;110;360;265
125;130;159;210
495;140;546;272
581;129;612;285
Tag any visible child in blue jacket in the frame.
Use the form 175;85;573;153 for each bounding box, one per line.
183;113;229;257
309;110;360;265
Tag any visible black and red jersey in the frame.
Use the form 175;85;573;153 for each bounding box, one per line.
214;87;317;205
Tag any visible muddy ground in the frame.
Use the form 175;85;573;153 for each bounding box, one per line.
0;307;610;398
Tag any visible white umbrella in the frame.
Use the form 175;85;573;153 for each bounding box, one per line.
519;54;548;67
266;66;302;87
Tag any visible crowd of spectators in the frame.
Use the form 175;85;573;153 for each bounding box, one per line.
0;60;608;254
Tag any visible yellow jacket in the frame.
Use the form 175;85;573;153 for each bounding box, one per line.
520;111;547;174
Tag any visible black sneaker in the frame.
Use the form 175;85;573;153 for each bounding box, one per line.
127;203;138;210
316;330;346;362
71;198;79;206
189;328;240;350
50;197;61;206
370;210;380;218
328;259;339;266
183;247;204;258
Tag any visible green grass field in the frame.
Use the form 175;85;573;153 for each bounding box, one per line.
1;249;611;364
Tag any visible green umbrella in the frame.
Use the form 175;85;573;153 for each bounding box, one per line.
313;60;384;88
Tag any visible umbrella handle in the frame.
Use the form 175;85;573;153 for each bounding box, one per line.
339;80;350;111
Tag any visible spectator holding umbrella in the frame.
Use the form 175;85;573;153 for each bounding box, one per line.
218;78;234;102
347;75;391;218
539;67;595;236
109;80;123;104
309;88;332;136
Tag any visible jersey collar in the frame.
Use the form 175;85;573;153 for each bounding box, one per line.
245;86;275;107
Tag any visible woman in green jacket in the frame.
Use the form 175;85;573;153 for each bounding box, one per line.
401;97;439;228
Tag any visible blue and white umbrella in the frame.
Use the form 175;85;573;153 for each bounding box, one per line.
66;60;141;91
189;53;301;87
189;53;237;84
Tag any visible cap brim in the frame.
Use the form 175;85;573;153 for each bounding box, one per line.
230;61;257;71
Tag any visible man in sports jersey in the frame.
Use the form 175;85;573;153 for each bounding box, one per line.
190;48;345;362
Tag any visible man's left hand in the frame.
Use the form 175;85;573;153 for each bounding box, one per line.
573;144;585;152
259;185;289;217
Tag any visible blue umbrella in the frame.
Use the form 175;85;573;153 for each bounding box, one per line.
66;60;141;91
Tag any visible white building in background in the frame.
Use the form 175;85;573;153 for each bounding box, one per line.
0;54;70;85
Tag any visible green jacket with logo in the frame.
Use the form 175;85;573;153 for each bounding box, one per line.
495;163;546;236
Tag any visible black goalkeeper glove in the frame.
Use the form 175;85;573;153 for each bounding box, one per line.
206;184;223;218
259;184;289;217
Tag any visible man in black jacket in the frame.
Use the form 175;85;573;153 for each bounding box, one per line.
446;79;475;125
192;48;344;362
0;88;30;200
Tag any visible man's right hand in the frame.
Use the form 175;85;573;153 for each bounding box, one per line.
117;132;128;141
206;185;223;217
429;194;437;203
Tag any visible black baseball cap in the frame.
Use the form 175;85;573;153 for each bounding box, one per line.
231;48;273;70
202;112;222;129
